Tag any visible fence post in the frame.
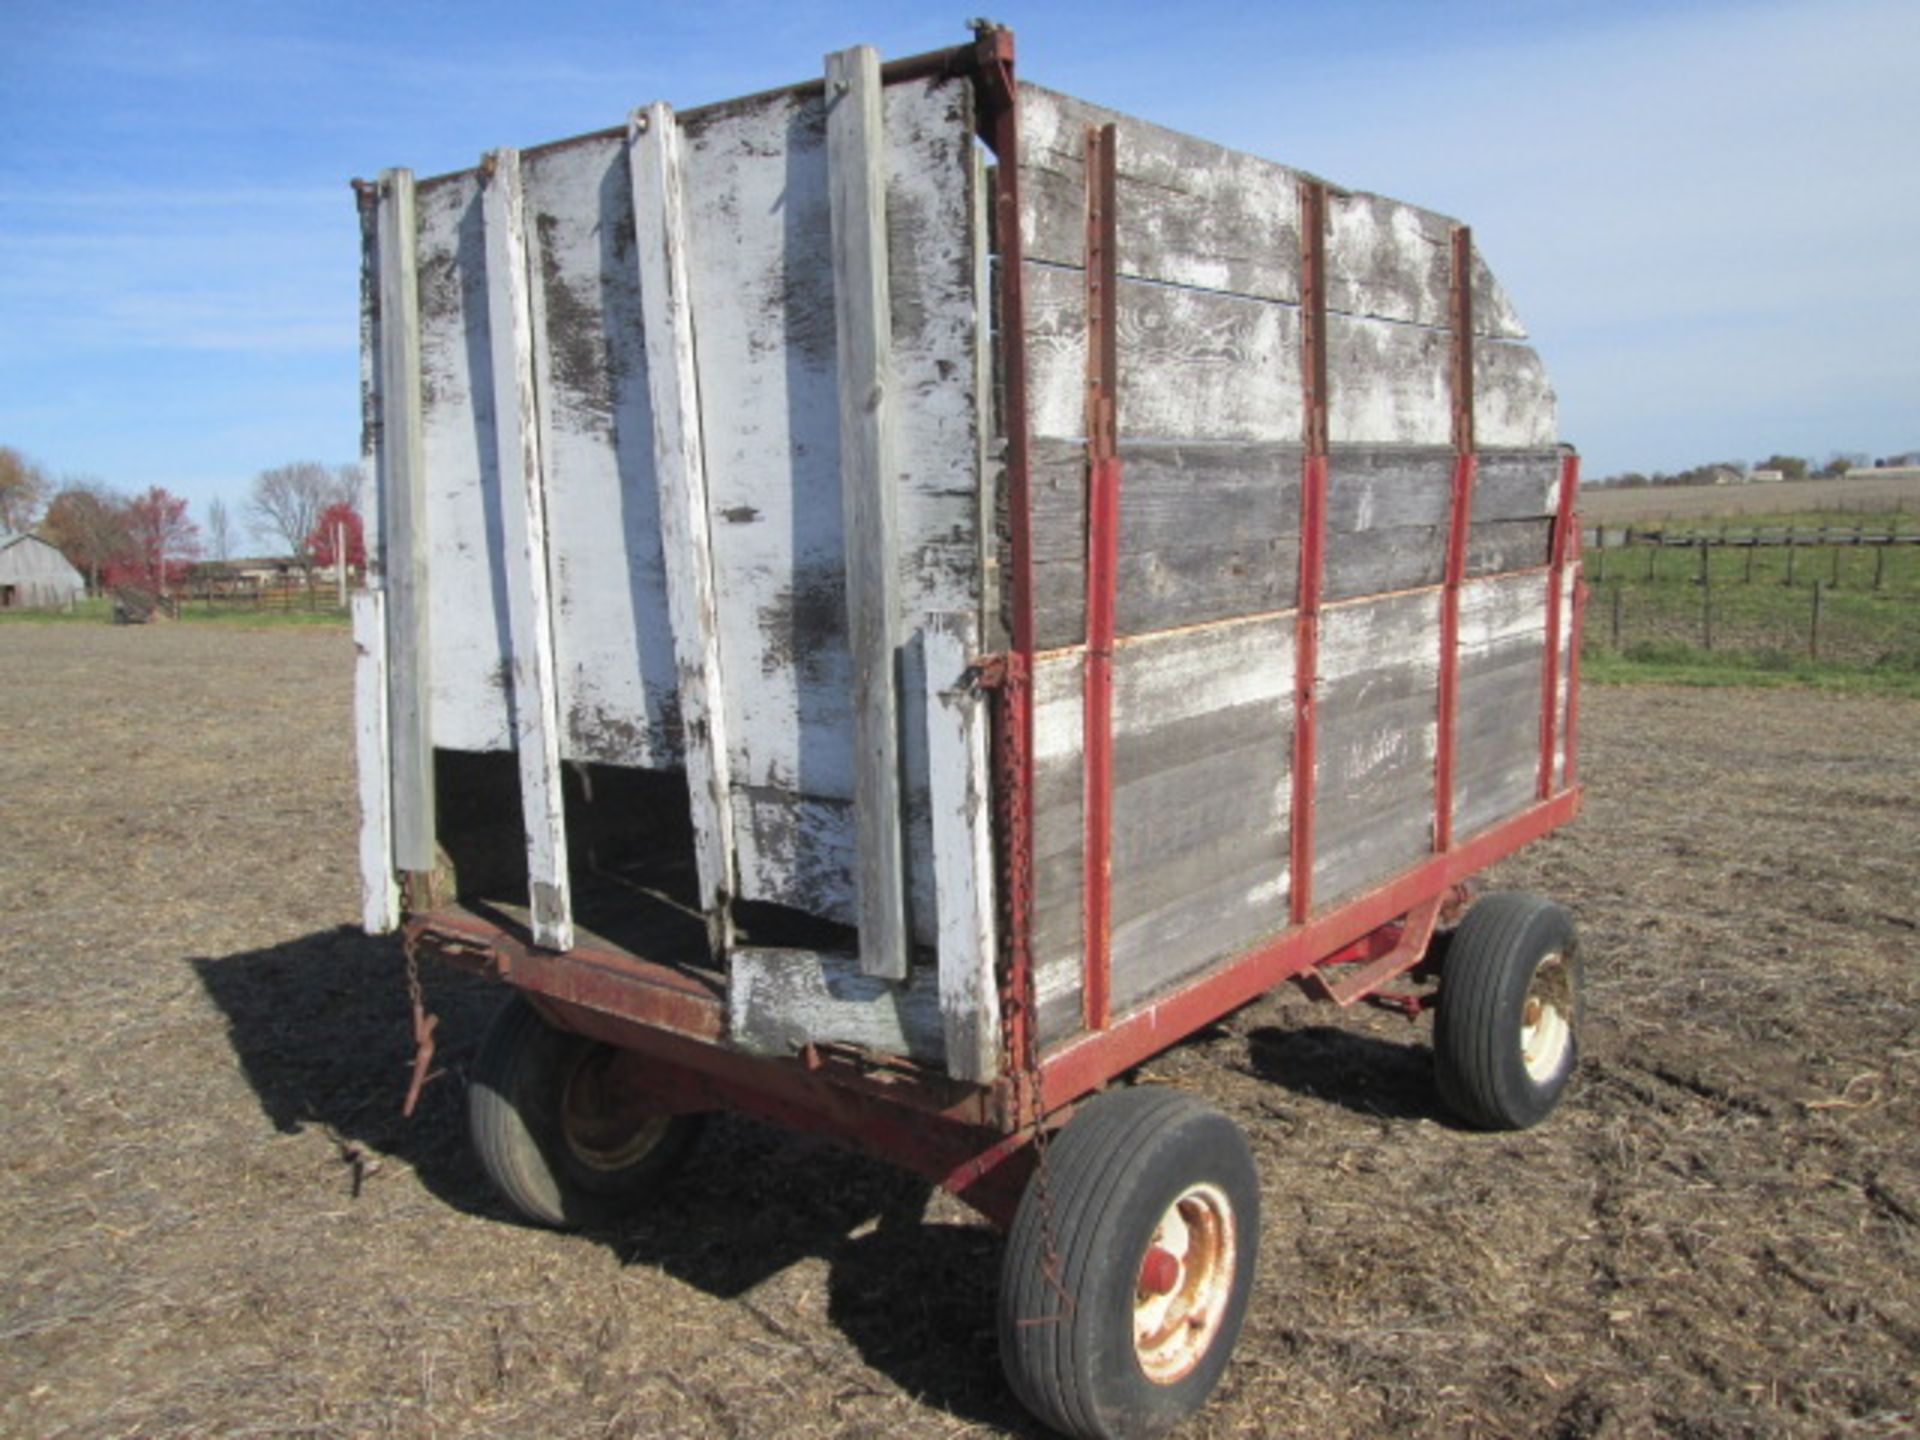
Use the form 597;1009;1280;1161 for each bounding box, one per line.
1786;533;1797;586
1645;544;1656;582
1744;542;1755;583
1830;542;1841;587
1875;545;1886;591
1810;579;1823;662
1594;544;1605;584
1610;581;1622;649
1696;538;1707;586
1701;547;1713;650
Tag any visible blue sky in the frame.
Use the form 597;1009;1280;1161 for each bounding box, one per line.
2;0;1914;530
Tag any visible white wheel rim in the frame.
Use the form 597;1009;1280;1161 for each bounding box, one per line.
1519;950;1573;1084
1132;1182;1237;1384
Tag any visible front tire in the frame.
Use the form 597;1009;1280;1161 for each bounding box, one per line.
999;1087;1260;1440
468;993;704;1228
1433;892;1582;1131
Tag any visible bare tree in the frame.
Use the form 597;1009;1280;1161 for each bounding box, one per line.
0;445;50;532
41;478;131;595
248;461;350;585
206;497;236;562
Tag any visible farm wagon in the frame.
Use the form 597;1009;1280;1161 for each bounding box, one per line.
352;25;1587;1438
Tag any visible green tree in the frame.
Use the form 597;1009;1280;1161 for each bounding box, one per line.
1756;454;1809;480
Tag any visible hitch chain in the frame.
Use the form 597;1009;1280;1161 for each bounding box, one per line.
401;933;442;1118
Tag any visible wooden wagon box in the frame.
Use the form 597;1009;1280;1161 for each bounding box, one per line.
353;29;1581;1091
353;29;1585;1433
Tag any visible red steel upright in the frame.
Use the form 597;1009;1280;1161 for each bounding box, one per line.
1080;123;1121;1031
1434;225;1478;854
1289;181;1330;924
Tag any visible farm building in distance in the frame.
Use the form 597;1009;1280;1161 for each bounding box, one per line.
0;533;84;610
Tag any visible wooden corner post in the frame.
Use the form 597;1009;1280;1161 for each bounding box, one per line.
374;168;434;883
630;101;739;957
481;147;574;952
825;45;910;980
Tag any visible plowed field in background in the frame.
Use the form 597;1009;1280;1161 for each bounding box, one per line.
2;625;1915;1438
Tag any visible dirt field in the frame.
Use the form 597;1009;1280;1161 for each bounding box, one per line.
3;624;1916;1439
1580;472;1920;525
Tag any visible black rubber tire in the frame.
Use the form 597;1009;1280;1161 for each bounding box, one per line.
468;993;704;1228
999;1087;1260;1440
1433;891;1582;1131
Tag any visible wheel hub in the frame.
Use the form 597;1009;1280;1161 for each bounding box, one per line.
560;1053;671;1172
1133;1183;1236;1384
1519;950;1573;1083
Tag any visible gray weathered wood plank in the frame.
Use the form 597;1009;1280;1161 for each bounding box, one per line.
728;946;944;1063
826;44;908;980
374;167;435;873
1020;83;1301;304
630;102;738;947
1026;262;1304;444
1029;438;1300;645
1475;340;1558;448
481;148;574;951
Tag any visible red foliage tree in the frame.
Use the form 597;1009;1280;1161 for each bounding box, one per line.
305;501;365;572
113;486;201;591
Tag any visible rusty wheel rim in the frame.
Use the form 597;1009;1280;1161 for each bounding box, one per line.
559;1052;670;1173
1132;1182;1237;1384
1520;950;1574;1084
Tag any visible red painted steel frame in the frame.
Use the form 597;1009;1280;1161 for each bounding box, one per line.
1080;123;1121;1031
1538;453;1581;797
973;26;1041;1109
1290;181;1331;923
1434;226;1477;854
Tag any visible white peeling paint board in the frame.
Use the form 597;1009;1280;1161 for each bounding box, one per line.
629;102;738;944
374;167;436;871
412;170;511;755
519;135;680;769
481;149;573;952
677;73;981;935
923;612;998;1084
353;589;399;934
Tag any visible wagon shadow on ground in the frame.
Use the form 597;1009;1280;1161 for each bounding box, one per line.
1243;1022;1453;1123
191;927;1046;1435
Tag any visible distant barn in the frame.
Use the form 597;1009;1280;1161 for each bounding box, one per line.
0;533;85;610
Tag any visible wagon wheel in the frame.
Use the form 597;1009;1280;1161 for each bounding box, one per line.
468;994;705;1228
1433;891;1583;1131
999;1087;1260;1440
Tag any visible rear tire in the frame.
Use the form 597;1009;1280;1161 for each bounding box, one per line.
1433;892;1582;1130
999;1087;1260;1440
468;994;704;1228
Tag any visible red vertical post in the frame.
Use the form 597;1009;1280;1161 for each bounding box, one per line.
974;29;1039;1103
1563;573;1587;790
1289;181;1330;925
1080;124;1121;1032
1538;451;1579;798
1434;226;1476;854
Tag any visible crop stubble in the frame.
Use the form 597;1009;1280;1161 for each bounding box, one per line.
1;624;1915;1438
